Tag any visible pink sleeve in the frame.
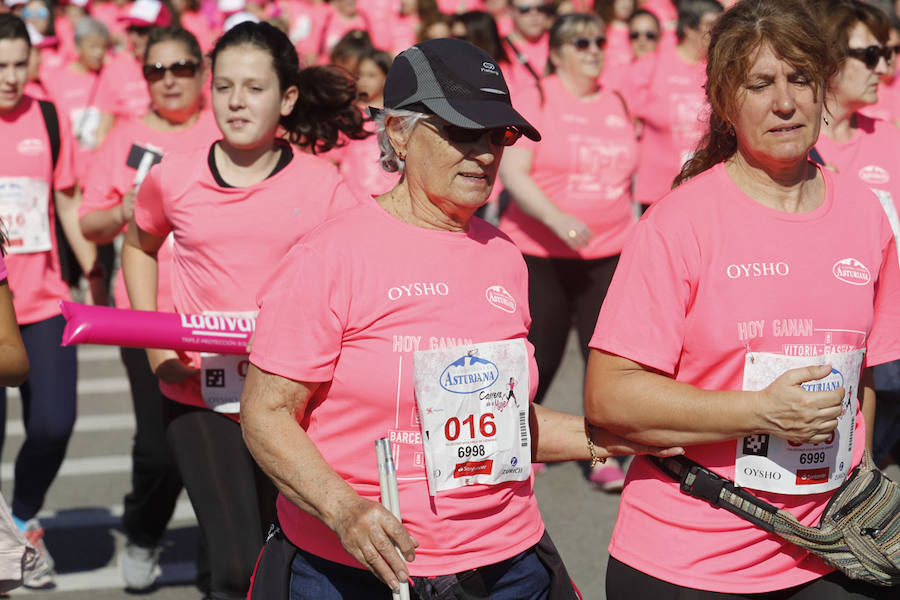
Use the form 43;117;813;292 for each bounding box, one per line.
0;255;7;281
54;105;77;191
133;166;171;238
251;241;347;383
512;83;542;153
79;129;126;217
95;66;118;114
590;217;698;374
618;53;655;119
865;223;900;367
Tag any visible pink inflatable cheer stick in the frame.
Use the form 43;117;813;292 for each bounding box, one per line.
60;301;253;354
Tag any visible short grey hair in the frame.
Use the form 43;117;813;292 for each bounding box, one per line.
74;17;110;45
373;108;428;173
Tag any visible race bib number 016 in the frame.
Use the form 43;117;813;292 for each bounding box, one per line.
0;178;51;255
737;349;864;495
413;339;531;495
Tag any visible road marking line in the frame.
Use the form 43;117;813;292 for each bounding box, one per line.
9;561;196;593
2;455;131;480
36;498;196;529
6;413;135;436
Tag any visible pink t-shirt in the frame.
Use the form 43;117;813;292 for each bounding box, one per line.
590;163;900;593
334;122;399;200
133;143;360;410
91;1;131;43
309;6;369;63
859;78;900;124
180;10;217;53
502;34;549;96
80;110;221;311
0;255;6;281
96;52;152;120
0;96;76;324
250;202;544;575
38;45;67;79
604;22;632;70
284;0;328;59
499;75;638;259
621;48;709;204
42;62;103;184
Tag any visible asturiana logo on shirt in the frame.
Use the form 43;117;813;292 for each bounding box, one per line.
832;258;871;286
439;352;499;394
485;285;516;313
858;165;890;185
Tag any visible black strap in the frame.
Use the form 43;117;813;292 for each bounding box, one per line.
651;455;780;532
808;146;826;167
504;35;543;84
37;99;60;171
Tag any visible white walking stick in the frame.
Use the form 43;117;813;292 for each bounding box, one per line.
375;438;411;600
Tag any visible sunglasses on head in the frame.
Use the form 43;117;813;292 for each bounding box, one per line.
514;4;554;16
629;30;658;41
847;45;892;69
569;36;606;51
422;120;523;147
142;59;200;82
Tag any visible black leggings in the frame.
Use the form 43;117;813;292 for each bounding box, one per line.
523;254;619;404
120;347;183;548
606;556;894;600
0;314;77;520
164;399;277;600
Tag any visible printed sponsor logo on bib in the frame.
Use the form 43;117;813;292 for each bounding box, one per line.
832;258;871;286
485;285;516;314
858;165;890;185
414;339;531;495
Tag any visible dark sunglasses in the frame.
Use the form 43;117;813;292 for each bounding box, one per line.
142;59;200;82
570;36;607;51
847;45;892;69
514;4;554;16
629;30;659;41
127;25;152;36
890;44;900;56
422;120;523;147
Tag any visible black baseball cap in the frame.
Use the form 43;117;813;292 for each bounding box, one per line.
381;38;541;142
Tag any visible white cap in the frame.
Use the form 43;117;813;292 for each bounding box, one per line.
4;0;29;8
121;0;172;27
218;0;245;16
223;10;259;32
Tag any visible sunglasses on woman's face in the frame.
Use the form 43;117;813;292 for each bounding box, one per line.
142;59;200;82
629;30;658;41
23;7;50;19
569;36;607;51
514;3;554;16
847;45;892;69
422;120;523;147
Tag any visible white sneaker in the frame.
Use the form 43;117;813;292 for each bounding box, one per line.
120;541;162;590
22;519;54;589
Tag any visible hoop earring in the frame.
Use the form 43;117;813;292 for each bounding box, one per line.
397;151;406;161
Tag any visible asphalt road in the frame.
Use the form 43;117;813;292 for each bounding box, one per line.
5;336;899;599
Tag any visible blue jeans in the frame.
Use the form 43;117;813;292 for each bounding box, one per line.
289;545;551;600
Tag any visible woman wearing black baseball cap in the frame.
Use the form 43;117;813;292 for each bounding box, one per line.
241;37;681;599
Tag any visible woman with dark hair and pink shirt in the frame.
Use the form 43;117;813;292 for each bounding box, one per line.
587;0;900;597
240;36;678;600
79;24;220;591
811;0;900;480
122;21;367;599
498;12;638;490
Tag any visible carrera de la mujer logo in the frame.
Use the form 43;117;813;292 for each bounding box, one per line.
440;352;499;394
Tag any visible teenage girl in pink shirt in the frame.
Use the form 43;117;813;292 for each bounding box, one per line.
79;25;219;591
587;1;900;597
122;21;366;599
811;0;900;482
499;13;638;489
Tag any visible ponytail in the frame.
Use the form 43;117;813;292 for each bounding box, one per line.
672;112;736;188
211;21;369;154
286;65;369;153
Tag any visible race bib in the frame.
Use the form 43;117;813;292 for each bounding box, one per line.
413;339;531;495
198;311;256;413
737;349;864;494
0;177;51;254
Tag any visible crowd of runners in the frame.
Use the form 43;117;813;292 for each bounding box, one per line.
1;0;900;598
